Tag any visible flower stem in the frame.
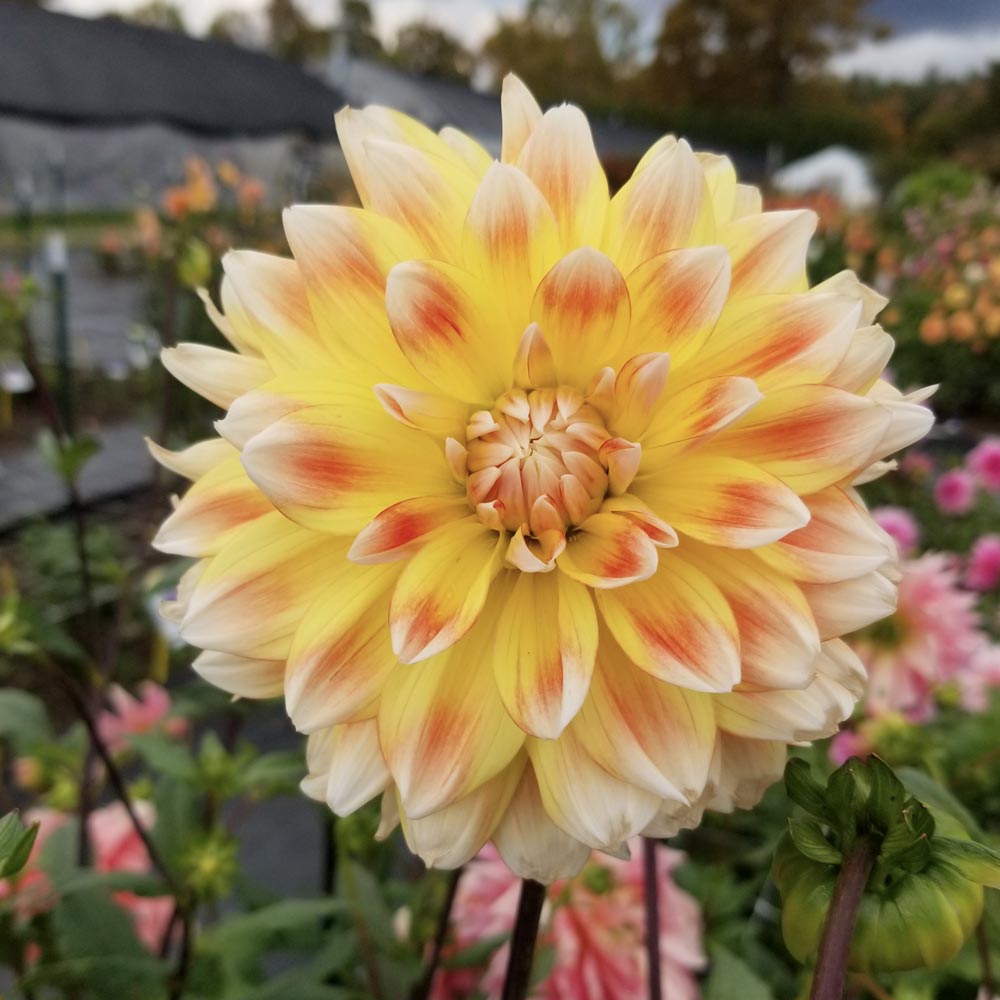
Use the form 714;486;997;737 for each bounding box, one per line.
810;837;878;1000
409;866;463;1000
643;837;663;1000
501;878;547;1000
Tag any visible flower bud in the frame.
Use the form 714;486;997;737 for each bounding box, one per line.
774;757;1000;973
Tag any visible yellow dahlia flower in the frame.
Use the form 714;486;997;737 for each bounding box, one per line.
152;76;932;883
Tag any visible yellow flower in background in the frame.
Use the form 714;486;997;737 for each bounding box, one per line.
151;76;933;883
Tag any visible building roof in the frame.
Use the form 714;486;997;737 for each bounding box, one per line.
0;4;342;138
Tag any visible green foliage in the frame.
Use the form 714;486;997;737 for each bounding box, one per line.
37;429;101;486
0;811;40;878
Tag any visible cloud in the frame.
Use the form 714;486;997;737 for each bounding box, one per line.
831;27;1000;81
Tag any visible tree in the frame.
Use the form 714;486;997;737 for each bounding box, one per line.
649;0;886;109
392;22;472;82
207;9;262;49
122;0;186;33
482;0;637;106
267;0;330;65
338;0;382;58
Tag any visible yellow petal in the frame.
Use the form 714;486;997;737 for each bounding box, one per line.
604;138;715;275
400;760;523;869
714;385;892;494
517;104;609;248
240;386;454;535
636;455;809;548
192;650;284;700
800;571;897;641
690;546;820;691
373;383;470;441
722;209;816;296
153;455;272;558
621;245;731;366
493;572;598;739
530;248;630;388
389;519;504;663
349;136;478;259
576;639;716;802
492;766;590;883
282;205;427;387
527;727;660;852
827;324;895;394
379;611;525;817
438;126;494;176
595;554;740;691
385;259;508;403
557;512;658;589
285;563;399;731
302;721;391;815
161;343;271;410
182;512;343;660
462;162;562;344
145;436;236;482
757;487;894;584
500;73;543;163
349;495;471;564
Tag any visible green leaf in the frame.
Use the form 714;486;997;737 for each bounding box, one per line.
130;731;197;781
0;811;39;878
936;838;1000;888
784;757;830;820
897;768;982;840
37;429;102;484
787;819;843;865
704;943;775;1000
22;955;170;998
51;868;170;898
866;756;907;831
239;750;305;795
0;688;52;751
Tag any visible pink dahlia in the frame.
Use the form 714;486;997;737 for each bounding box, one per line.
433;841;704;1000
96;682;185;752
934;469;976;516
934;469;976;517
854;553;988;721
871;506;920;558
968;438;1000;492
966;535;1000;592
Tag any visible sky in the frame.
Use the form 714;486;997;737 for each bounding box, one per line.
51;0;1000;82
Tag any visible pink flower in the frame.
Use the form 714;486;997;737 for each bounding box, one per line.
966;535;1000;591
934;469;976;516
959;645;1000;714
89;802;174;952
0;803;172;952
968;439;1000;492
854;554;989;721
829;729;868;766
871;506;921;557
96;682;185;752
433;842;705;1000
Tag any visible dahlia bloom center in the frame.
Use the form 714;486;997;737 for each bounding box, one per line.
466;383;626;536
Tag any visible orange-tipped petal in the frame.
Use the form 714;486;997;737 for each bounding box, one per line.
530;248;630;388
517;104;609;248
595;555;740;692
373;384;470;441
493;572;598;739
604;138;715;275
722;208;817;296
527;727;659;852
285;565;399;731
241;388;454;535
576;641;716;802
385;259;507;403
637;455;810;548
349;495;470;564
379;613;525;818
557;512;658;589
622;245;731;365
608;353;671;441
389;519;504;663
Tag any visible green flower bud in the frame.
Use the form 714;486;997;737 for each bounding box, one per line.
774;757;1000;974
179;831;238;901
176;237;212;290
